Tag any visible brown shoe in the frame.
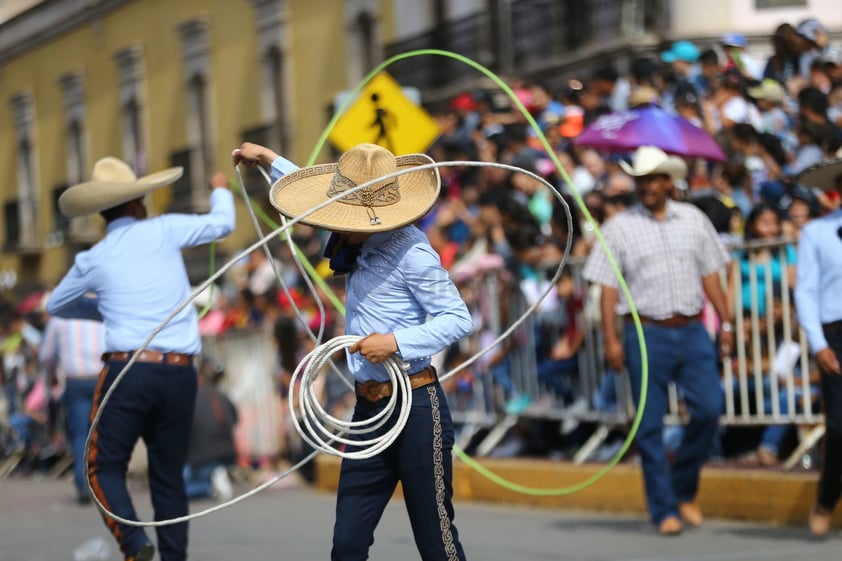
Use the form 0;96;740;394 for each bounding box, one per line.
658;516;683;536
808;507;832;538
678;501;704;527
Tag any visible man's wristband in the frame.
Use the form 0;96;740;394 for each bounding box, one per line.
720;322;734;333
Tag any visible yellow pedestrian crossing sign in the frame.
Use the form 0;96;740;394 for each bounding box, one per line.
329;72;441;155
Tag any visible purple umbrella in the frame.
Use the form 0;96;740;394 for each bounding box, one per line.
574;105;726;162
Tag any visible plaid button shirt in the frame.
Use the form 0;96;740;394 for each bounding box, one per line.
583;200;730;319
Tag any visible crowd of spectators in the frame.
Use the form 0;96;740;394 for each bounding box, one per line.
2;17;842;488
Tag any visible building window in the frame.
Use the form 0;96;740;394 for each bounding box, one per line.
123;98;145;174
345;0;381;86
60;73;86;183
67;120;85;183
115;46;146;174
177;17;211;211
10;92;38;251
356;11;376;74
59;72;97;242
251;0;290;158
188;72;211;189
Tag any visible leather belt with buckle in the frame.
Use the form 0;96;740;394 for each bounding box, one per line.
102;350;195;366
355;367;437;402
627;312;703;327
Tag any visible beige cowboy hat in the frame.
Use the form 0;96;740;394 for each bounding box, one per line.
619;145;687;181
269;143;440;233
58;157;183;218
795;155;842;191
627;86;660;108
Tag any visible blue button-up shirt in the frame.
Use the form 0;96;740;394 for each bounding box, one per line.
795;209;842;354
46;188;235;355
268;156;473;382
346;227;473;382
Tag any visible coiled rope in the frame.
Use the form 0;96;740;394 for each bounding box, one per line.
289;335;411;458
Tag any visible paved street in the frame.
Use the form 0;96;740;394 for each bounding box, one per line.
1;476;839;561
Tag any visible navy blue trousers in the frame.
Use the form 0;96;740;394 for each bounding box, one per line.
331;380;467;561
818;322;842;512
623;321;722;525
89;358;197;561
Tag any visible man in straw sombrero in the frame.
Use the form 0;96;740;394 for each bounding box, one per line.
235;141;473;561
46;159;235;561
794;153;842;537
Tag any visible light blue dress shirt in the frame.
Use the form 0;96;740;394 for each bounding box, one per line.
795;209;842;354
346;227;473;382
47;188;235;355
268;156;473;382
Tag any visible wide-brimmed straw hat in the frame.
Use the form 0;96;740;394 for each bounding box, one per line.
269;143;440;233
58;157;183;218
795;157;842;191
619;146;687;181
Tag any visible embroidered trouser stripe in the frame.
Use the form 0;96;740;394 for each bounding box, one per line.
427;385;459;561
88;364;124;545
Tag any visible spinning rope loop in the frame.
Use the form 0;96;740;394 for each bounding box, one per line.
83;49;650;527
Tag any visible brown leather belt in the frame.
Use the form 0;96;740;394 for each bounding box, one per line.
355;366;437;402
627;312;703;328
102;350;195;366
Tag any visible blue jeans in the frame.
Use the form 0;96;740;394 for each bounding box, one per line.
624;321;722;525
63;378;98;495
536;356;578;401
183;463;221;499
593;369;619;412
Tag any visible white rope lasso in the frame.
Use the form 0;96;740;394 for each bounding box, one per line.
83;159;573;527
289;335;413;459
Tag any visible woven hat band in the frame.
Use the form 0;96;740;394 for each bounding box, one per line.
326;169;402;208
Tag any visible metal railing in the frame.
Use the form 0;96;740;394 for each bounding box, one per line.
201;238;822;467
383;0;656;92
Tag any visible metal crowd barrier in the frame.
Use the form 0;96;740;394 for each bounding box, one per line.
200;237;823;468
445;238;824;468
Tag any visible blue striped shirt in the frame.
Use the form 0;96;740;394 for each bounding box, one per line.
46;188;235;355
39;316;106;379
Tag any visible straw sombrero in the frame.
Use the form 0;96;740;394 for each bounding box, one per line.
795;157;842;191
269;143;440;233
58;157;183;217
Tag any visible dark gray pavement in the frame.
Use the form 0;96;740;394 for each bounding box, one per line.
1;476;839;561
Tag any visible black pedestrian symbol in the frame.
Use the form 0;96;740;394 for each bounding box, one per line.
370;92;396;151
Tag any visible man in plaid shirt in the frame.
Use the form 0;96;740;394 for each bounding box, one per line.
584;146;734;536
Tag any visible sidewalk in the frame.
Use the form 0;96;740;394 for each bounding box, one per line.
314;456;842;526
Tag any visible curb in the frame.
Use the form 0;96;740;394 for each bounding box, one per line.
314;455;842;526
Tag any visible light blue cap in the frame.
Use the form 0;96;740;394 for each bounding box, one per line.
660;41;700;63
